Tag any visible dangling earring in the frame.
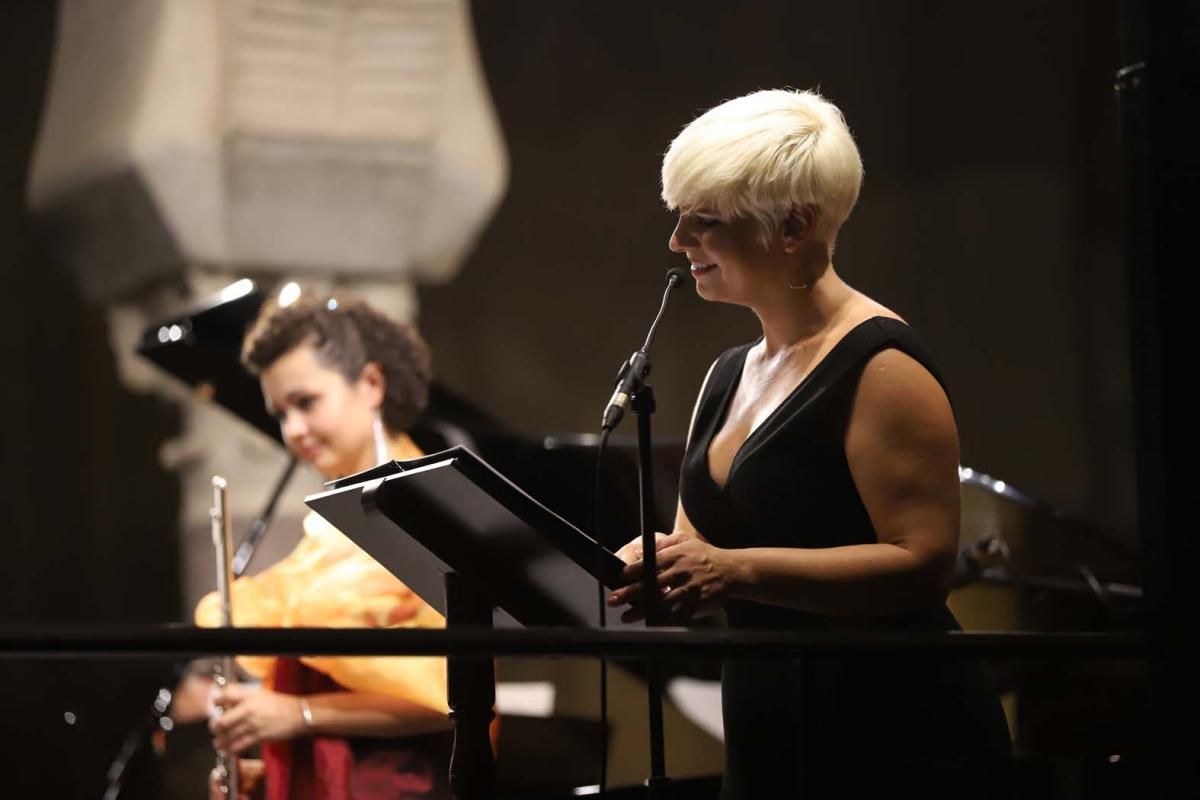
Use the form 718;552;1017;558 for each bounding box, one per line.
372;409;390;466
788;268;808;290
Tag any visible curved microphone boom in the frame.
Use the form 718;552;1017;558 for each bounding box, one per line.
600;268;688;431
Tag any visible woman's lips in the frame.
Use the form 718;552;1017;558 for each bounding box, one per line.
690;262;716;275
294;443;322;461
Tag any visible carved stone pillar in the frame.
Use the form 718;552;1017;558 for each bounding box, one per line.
28;0;508;610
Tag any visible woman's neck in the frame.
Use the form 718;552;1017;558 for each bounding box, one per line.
750;264;856;356
340;429;422;479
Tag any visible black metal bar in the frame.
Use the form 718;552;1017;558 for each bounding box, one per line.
444;572;496;800
633;385;669;798
231;455;299;577
0;626;1149;660
1117;0;1198;794
635;387;662;630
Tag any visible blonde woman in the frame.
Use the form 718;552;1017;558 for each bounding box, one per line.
610;90;1013;798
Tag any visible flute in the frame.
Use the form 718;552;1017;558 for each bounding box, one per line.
210;476;240;798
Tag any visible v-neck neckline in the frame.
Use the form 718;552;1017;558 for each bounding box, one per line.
705;316;897;492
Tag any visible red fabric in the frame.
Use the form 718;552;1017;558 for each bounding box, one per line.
262;659;451;800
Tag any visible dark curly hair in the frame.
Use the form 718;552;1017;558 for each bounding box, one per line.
241;292;431;434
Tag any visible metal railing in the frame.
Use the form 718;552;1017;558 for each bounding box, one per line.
0;625;1149;661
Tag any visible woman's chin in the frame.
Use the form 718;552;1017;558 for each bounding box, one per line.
693;274;717;299
303;449;342;477
694;279;729;304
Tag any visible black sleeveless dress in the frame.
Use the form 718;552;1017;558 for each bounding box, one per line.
680;317;1012;798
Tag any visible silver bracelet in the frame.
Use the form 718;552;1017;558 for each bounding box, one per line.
299;697;315;732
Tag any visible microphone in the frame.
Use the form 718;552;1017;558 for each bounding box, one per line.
601;268;688;431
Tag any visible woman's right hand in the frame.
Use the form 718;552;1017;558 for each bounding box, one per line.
209;757;264;800
615;532;670;565
211;684;306;755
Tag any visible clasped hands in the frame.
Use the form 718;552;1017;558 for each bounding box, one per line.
607;531;737;623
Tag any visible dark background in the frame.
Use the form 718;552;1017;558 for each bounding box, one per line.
0;0;1161;796
424;0;1136;540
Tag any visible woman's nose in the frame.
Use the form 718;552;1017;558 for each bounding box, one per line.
668;218;689;253
280;410;306;442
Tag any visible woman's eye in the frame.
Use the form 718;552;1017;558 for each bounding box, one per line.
295;395;316;412
695;216;721;228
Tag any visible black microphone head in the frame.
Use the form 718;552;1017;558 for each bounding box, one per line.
665;267;689;287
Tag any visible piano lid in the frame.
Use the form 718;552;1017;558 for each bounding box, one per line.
137;279;278;440
135;278;507;447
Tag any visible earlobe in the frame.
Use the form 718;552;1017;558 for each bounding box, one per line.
359;361;387;405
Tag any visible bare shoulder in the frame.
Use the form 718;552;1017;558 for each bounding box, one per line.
848;291;906;326
856;347;953;422
849;346;958;453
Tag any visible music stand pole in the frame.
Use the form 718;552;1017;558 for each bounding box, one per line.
633;385;671;798
444;572;496;800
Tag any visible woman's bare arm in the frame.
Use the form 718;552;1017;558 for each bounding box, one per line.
613;349;960;619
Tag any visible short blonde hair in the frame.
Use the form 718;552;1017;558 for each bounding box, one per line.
661;89;863;244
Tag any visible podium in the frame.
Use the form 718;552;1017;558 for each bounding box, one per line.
306;446;638;799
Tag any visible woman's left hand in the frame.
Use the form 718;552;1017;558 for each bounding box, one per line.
607;532;739;623
210;684;306;755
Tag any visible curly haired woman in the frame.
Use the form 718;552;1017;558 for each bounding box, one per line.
196;293;452;800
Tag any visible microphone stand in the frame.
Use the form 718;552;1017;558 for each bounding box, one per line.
632;383;670;799
600;268;685;799
231;456;299;576
975;566;1143;616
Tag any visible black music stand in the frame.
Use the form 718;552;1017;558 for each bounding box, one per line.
305;446;638;800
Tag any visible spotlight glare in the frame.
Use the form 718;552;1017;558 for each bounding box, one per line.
219;278;254;303
278;282;302;308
